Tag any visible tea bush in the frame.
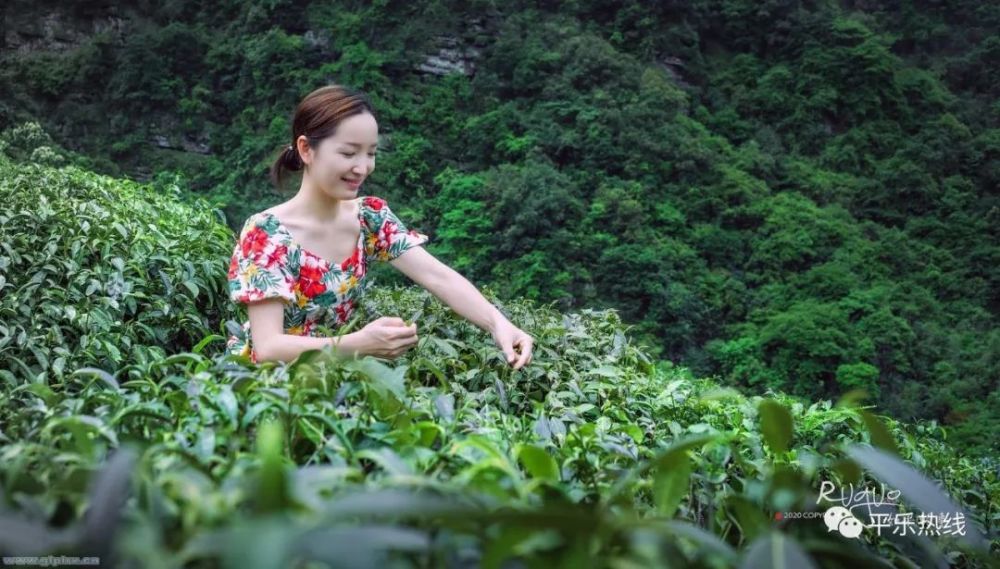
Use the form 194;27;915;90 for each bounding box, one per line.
0;159;996;568
0;157;237;387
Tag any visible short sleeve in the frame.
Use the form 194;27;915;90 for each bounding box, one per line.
364;197;430;262
227;215;297;304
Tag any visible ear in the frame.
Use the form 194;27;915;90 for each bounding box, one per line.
296;135;312;166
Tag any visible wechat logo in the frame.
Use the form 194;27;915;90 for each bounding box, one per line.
824;506;865;538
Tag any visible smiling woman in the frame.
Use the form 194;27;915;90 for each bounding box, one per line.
226;83;534;368
269;84;380;195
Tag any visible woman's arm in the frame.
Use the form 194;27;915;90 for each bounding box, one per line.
255;331;367;363
390;248;534;369
248;299;367;363
426;265;507;334
388;247;504;333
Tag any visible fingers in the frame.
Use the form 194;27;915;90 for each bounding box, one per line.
497;331;535;370
517;347;527;367
512;335;534;370
390;322;417;338
388;323;418;351
502;343;517;366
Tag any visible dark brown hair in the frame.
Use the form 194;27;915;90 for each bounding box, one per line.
270;84;377;191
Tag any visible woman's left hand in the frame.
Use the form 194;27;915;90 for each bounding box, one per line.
491;321;534;370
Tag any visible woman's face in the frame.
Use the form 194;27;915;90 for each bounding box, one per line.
299;111;378;199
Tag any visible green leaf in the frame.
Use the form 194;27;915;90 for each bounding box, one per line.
192;334;224;354
296;525;431;569
430;337;459;359
355;448;414;477
588;365;620;378
844;444;989;550
345;357;407;400
834;389;870;408
321;488;477;520
726;495;770;543
80;446;138;560
607;433;720;503
655;520;737;563
182;280;199;297
71;367;120;392
216;385;239;426
857;409;899;456
222;518;297;569
255;420;290;514
739;531;818;569
758;399;793;454
516;444;560;482
653;449;691;517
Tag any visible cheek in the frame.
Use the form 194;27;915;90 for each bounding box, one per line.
311;157;340;180
323;154;351;174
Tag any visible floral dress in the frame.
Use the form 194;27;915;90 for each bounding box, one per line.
225;195;430;363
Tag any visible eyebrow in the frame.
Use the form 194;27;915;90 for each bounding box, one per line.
342;142;379;148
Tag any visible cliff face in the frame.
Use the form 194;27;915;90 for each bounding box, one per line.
2;3;490;73
1;3;488;173
2;2;129;55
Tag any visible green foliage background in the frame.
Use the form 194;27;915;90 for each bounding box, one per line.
3;0;996;453
0;0;996;486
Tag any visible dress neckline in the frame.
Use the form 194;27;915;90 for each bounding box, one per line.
259;198;364;269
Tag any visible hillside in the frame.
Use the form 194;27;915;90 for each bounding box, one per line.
1;1;996;456
0;154;996;566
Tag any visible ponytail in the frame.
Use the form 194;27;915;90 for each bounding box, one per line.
270;143;305;192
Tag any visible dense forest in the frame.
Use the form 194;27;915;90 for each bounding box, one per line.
1;0;995;459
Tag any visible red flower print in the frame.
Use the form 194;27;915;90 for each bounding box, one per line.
243;289;265;302
379;219;399;246
228;254;239;279
264;243;289;268
340;247;357;271
340;247;365;278
365;196;386;212
241;226;270;258
335;298;355;324
298;263;327;298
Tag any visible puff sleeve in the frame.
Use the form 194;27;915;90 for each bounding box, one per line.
227;215;297;304
364;197;430;262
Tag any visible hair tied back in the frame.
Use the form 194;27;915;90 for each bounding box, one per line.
282;143;303;171
269;84;376;192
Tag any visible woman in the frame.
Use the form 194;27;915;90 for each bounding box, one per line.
225;84;534;370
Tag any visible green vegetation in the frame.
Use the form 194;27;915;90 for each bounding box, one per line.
2;0;994;455
0;154;996;567
1;0;998;565
0;154;236;383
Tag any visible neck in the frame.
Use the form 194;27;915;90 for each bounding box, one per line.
291;175;355;220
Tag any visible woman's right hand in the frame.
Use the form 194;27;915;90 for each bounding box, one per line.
357;316;419;360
